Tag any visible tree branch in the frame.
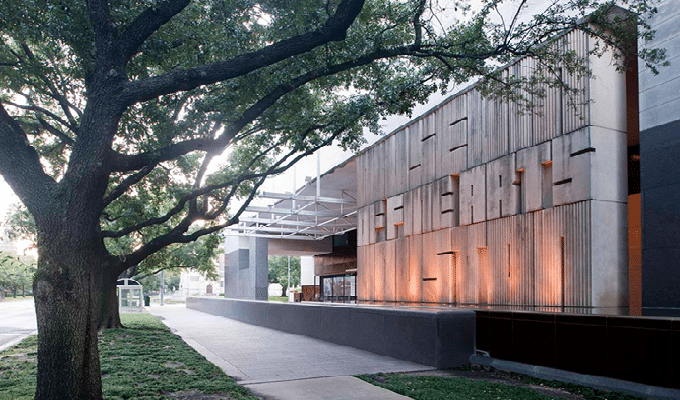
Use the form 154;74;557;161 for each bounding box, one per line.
0;105;56;215
118;0;192;63
102;163;157;207
113;117;349;274
37;118;75;146
4;101;79;134
111;45;403;172
120;0;366;105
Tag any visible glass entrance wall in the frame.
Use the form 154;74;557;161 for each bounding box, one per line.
320;275;356;302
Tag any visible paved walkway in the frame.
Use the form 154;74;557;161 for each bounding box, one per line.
0;299;37;352
147;304;433;399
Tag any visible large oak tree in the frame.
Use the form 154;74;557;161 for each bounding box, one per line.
0;0;664;398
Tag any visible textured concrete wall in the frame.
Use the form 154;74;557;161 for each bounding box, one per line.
355;27;629;308
187;297;476;368
638;1;680;311
223;235;268;300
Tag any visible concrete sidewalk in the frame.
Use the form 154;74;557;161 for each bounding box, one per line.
147;304;433;399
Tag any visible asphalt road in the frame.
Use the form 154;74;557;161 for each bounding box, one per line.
0;299;37;352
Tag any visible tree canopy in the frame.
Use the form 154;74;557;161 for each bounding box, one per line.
0;0;666;398
0;251;35;297
268;255;301;296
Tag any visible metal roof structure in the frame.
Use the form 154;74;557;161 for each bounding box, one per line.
227;157;358;240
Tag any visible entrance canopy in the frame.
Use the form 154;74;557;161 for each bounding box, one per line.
228;157;358;243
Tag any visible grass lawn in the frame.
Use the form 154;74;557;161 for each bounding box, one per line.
267;296;288;302
0;313;258;400
359;371;646;400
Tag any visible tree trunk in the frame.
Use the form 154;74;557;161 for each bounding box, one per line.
98;269;123;330
33;237;105;400
281;284;287;297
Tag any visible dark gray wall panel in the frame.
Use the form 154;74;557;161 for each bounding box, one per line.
187;297;475;368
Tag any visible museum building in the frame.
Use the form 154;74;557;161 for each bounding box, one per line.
224;4;680;317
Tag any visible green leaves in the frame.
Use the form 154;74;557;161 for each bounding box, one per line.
0;251;36;295
268;255;300;289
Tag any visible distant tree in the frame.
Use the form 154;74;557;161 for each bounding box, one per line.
268;256;301;297
0;251;35;298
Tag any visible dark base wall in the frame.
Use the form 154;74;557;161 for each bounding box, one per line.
476;310;680;389
640;118;680;310
187;297;475;368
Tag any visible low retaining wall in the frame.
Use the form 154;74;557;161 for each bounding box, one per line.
187;297;475;368
476;310;680;389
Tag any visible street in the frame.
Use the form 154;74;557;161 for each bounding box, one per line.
0;299;37;351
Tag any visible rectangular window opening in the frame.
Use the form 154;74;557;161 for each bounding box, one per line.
542;162;553;209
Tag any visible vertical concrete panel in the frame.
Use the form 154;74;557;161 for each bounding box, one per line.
437;103;452;178
385;135;396;198
421;115;437;184
485;93;509;162
590;126;628;203
357;206;368;246
357;246;368;300
509;57;534;152
464;223;486;304
368;203;376;245
552;127;592;206
422;183;433;233
486;154;518;220
386;195;404;240
413;186;423;235
365;148;374;206
408;125;423;190
450;226;467;304
562;30;590;135
422;231;438;302
468;90;484;168
514;212;535;305
435;228;453;303
384;240;397;302
591;200;627;307
487;218;508;305
589;37;627;134
366;244;375;301
432;179;443;232
251;237;269;300
395;237;410;302
373;144;386;202
403;190;414;237
373;241;386;302
441;175;459;228
534;207;562;306
395;130;409;195
459;165;486;225
407;234;423;302
515;142;552;213
533;56;561;145
357;153;365;207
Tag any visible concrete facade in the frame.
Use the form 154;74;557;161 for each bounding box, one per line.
356;28;632;309
638;1;680;313
223;235;269;300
